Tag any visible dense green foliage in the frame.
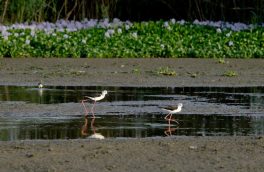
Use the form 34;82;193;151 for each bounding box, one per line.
0;21;264;58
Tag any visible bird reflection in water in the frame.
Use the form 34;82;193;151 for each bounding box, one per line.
81;116;105;139
164;123;178;136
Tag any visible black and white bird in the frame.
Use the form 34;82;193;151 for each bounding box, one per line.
85;90;108;102
81;90;108;118
38;81;43;89
162;103;183;124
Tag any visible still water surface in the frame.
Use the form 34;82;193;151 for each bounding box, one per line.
0;86;263;140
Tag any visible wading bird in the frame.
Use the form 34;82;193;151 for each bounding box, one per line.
38;81;43;88
162;103;183;125
81;90;108;118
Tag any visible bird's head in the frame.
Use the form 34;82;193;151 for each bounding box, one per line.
102;90;108;95
178;103;183;108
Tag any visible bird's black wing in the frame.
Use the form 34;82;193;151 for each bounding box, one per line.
162;105;178;111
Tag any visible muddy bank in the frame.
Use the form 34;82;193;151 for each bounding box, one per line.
0;137;264;172
0;58;264;87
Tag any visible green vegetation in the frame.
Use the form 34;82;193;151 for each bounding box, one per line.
0;21;264;58
218;58;227;64
223;70;238;77
156;67;177;76
132;68;140;74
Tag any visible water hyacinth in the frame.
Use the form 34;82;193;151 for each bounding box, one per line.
63;34;69;39
104;31;110;38
25;39;30;45
226;32;231;37
125;24;130;30
0;18;263;37
164;21;169;28
228;41;234;46
30;30;35;37
170;18;176;24
177;19;185;25
131;32;138;39
0;18;263;58
82;39;87;44
192;19;257;31
216;28;222;33
117;28;122;34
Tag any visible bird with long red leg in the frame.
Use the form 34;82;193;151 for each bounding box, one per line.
162;103;183;125
81;90;108;118
81;99;89;117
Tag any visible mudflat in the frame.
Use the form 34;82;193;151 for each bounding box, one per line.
0;58;264;172
0;58;263;87
0;137;264;172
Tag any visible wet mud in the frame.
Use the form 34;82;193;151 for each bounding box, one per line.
0;58;264;171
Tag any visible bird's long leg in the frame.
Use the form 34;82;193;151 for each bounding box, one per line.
166;113;179;124
91;101;96;118
91;118;96;134
164;113;172;125
168;114;172;125
170;115;179;124
164;113;171;121
164;123;172;136
164;125;177;137
81;116;89;136
81;100;89;117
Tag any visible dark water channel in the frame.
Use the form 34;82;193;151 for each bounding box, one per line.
0;86;264;141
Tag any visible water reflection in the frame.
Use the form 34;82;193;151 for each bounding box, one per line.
81;117;105;139
0;114;263;141
81;116;89;136
0;85;263;140
164;124;178;137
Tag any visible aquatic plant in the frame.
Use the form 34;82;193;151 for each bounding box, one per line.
0;19;264;58
218;58;226;64
157;67;176;76
132;68;140;74
223;70;238;77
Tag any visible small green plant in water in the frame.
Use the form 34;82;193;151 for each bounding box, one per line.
157;67;176;76
223;70;237;77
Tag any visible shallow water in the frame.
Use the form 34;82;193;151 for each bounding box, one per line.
0;86;263;141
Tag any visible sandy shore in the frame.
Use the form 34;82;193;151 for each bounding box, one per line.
0;58;264;172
